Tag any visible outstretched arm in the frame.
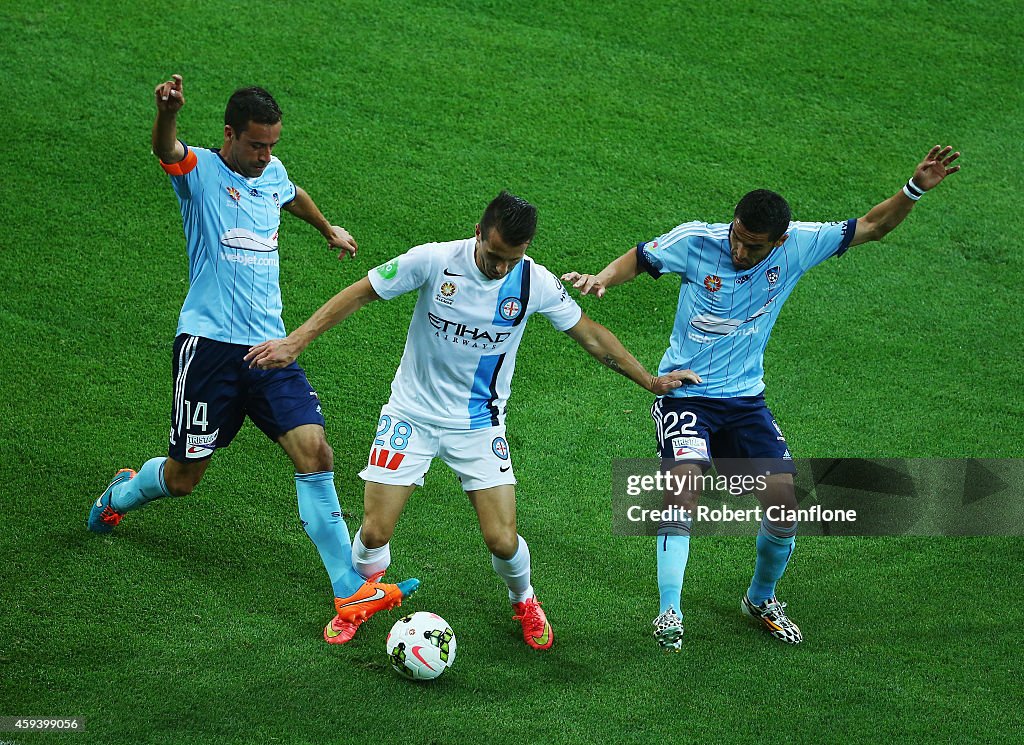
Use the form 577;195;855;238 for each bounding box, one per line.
561;247;641;298
244;276;380;369
564;313;701;394
152;74;186;164
283;186;359;260
850;145;961;247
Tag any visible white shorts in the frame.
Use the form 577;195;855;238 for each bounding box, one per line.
358;405;516;491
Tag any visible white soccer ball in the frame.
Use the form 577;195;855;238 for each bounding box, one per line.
386;612;457;681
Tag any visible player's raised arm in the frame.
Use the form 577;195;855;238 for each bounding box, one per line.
245;276;380;369
849;145;961;248
151;74;186;165
564;313;701;394
283;186;359;260
561;246;642;298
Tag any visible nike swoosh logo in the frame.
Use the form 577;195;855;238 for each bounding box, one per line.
531;623;550;647
411;645;436;670
500;466;511;472
324;622;343;638
335;588;386;609
443;268;462;277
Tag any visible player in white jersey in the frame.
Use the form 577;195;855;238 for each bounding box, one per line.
88;75;419;641
563;145;961;650
247;192;700;648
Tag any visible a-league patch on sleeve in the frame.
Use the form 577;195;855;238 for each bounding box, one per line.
376;258;399;279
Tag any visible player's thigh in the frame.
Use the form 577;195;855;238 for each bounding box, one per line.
440;428;515;493
717;397;796;481
168;334;246;464
361;480;417;547
465;484;518;559
652;397;714;473
245;363;326;454
358;406;438;489
277;423;332;473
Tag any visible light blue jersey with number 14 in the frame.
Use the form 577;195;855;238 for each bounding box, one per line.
161;143;297;346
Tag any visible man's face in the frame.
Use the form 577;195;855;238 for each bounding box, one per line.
224;121;282;178
729;217;787;271
474;225;529;280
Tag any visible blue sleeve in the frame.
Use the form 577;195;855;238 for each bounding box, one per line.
636;221;700;278
790;219;858;271
272;160;297;206
161;142;207;201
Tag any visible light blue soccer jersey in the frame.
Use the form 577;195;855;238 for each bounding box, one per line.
162;144;297;345
637;219;857;398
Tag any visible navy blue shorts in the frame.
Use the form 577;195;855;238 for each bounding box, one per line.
168;334;326;462
650;395;796;477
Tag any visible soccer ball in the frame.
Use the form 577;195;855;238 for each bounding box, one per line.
386;612;457;681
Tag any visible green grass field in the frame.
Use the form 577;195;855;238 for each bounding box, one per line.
2;1;1023;743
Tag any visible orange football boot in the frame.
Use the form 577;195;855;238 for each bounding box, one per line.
323;572;420;645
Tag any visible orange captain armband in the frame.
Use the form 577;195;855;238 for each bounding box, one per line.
160;147;198;176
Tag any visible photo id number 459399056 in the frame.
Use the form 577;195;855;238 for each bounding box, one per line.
0;717;85;732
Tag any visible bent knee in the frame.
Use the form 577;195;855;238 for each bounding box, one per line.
312;440;334;472
294;437;334;473
359;523;393;549
484;530;519;560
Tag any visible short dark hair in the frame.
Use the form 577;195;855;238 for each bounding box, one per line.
734;189;791;240
480;191;538;246
225;86;282;135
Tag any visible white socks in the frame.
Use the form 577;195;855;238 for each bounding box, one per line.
352;528;392;579
491;534;534;603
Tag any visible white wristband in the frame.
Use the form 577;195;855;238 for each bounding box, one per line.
902;178;926;201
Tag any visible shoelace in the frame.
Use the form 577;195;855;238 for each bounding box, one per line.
513;600;545;636
101;507;123;526
655;610;681;632
762;599;789;624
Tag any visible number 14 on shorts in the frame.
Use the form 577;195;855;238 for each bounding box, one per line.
371;415;413;471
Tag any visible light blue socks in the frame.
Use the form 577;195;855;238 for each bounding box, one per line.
295;471;363;598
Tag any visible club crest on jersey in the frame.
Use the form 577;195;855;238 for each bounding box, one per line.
435;281;457;307
226;186;242;203
765;266;781;286
703;275;722;293
492;437;510;460
499;297;522;321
